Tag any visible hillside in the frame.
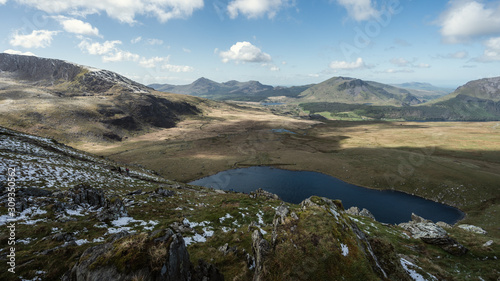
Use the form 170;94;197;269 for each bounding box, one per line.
301;76;500;121
0;53;202;143
1;126;498;280
391;82;452;101
150;78;311;102
298;77;422;106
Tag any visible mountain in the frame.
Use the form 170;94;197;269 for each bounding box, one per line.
435;76;500;102
391;82;453;101
150;78;311;102
0;53;201;143
298;76;422;106
301;76;500;121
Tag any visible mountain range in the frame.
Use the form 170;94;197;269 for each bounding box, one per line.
150;77;310;102
0;53;202;143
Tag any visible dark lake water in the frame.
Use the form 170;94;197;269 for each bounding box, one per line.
189;166;464;225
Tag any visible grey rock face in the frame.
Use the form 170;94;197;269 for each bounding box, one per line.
399;213;468;256
457;224;487;234
68;184;128;221
346;206;376;220
252;230;270;281
249;188;280;200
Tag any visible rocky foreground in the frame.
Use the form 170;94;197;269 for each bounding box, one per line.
0;126;499;280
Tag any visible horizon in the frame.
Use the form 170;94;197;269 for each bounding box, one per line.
1;0;500;89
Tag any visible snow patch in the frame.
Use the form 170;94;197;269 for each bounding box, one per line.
341;243;349;256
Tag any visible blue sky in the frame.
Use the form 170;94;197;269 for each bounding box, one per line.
1;0;500;88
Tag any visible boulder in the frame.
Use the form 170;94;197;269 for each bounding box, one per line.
457;224;487;235
346;206;376;220
250;188;280;200
399;214;468;256
96;196;128;221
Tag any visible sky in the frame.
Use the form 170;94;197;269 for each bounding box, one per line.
1;0;500;88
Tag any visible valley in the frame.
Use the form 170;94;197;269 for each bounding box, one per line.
1;53;499;280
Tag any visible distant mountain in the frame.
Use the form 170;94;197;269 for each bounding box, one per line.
0;53;200;142
391;82;453;101
436;76;500;102
298;76;422;106
301;76;500;121
0;53;151;95
149;78;312;102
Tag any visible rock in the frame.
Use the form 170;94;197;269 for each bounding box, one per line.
290;212;299;220
252;230;270;281
399;215;468;256
218;243;237;256
96;196;128;221
192;259;225;281
126;189;142;196
457;224;487;235
52;232;76;242
483;240;494;247
436;221;452;229
273;203;290;226
69;184;107;207
250;188;280;200
411;213;432;223
18;187;53;197
67;229;208;281
170;222;194;234
359;208;376;220
156;188;175;197
346;206;361;216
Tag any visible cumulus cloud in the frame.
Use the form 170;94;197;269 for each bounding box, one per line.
3;49;37;56
79;39;193;71
0;0;7;4
9;30;59;48
219;41;272;63
336;0;379;21
12;0;204;24
79;40;122;55
477;37;500;61
54;16;100;37
438;0;500;43
383;68;414;73
329;57;366;70
227;0;290;19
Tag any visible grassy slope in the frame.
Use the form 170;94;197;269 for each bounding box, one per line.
1;126;498;280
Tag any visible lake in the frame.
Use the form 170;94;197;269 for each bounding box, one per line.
189;166;464;225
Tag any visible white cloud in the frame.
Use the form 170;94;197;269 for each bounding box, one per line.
439;50;469;59
384;68;414;73
438;0;500;43
131;36;142;44
54;16;100;37
13;0;204;24
79;40;122;55
139;56;169;68
219;41;272;63
227;0;291;19
103;50;140;62
3;49;37;56
9;30;59;48
147;38;164;45
182;48;192;53
415;63;430;68
162;64;194;72
477;37;500;61
329;57;365;70
336;0;379;21
0;0;7;4
390;57;410;67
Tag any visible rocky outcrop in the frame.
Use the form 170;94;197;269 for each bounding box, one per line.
68;184;128;221
251;230;270;281
65;229;223;281
249;188;280;200
458;224;487;234
346;206;376;220
399;213;468;256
